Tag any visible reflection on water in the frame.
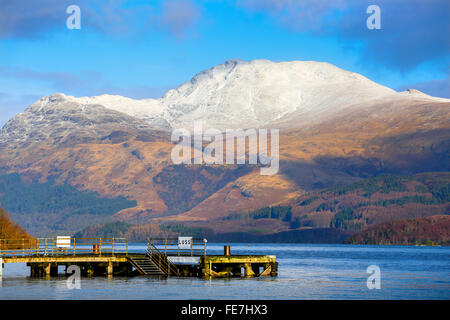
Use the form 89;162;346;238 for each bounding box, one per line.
0;243;449;300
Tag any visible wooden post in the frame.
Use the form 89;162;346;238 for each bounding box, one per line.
270;262;278;277
107;260;113;276
244;263;255;277
87;264;94;276
205;261;212;277
45;263;51;277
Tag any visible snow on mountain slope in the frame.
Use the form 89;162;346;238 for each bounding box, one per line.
158;59;395;130
0;93;164;150
74;94;167;128
57;60;399;130
2;59;448;144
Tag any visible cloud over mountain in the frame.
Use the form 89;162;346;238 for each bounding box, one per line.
238;0;450;71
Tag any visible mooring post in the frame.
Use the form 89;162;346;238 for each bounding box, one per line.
203;239;207;257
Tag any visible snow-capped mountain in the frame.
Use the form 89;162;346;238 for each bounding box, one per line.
0;60;403;134
0;93;165;150
1;59;448;149
73;59;399;130
157;59;395;130
0;59;449;236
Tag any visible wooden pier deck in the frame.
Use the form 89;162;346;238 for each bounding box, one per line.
0;238;278;278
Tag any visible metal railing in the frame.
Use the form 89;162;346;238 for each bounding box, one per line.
146;242;180;276
0;238;128;257
147;238;207;257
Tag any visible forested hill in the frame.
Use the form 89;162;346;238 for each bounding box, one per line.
346;215;450;245
0;206;33;239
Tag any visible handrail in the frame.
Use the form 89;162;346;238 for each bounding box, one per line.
147;244;179;276
148;238;207;257
0;238;128;258
147;242;180;276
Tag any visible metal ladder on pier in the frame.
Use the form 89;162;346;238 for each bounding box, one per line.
147;242;180;277
128;255;165;276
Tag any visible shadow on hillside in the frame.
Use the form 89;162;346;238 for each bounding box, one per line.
280;128;450;191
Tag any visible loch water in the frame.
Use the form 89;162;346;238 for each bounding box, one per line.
0;243;449;300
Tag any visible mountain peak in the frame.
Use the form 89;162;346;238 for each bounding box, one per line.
7;59;444;134
224;58;245;66
39;93;71;105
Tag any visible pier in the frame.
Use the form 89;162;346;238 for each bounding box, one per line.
0;237;278;278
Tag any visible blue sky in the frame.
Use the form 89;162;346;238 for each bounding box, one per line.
0;0;449;126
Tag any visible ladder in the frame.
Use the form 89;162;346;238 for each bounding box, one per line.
128;255;165;276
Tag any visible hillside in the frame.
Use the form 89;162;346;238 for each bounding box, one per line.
289;172;450;231
73;221;212;242
74;173;449;243
179;173;449;239
346;215;450;245
0;206;33;239
0;173;137;236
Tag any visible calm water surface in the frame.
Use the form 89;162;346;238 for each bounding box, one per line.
0;243;449;300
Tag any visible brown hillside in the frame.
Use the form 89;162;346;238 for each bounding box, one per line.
346;215;450;245
0;91;448;236
0;206;33;239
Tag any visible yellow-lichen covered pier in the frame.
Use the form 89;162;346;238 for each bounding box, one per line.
0;238;278;279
